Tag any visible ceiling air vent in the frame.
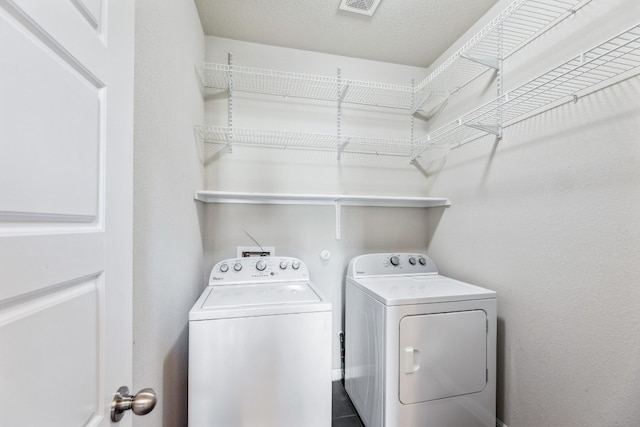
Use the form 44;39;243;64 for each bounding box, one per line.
339;0;382;16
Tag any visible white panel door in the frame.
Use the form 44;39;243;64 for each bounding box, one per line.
399;310;488;404
0;0;135;426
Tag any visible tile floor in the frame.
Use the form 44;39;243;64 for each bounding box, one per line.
332;381;364;427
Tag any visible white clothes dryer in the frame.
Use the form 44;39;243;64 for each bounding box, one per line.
189;256;332;427
345;253;496;427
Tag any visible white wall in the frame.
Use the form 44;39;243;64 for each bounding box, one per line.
202;37;442;376
423;0;640;425
133;1;640;424
133;1;205;426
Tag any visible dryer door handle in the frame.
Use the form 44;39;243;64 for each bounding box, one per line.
403;346;421;374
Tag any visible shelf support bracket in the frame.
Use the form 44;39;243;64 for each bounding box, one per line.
334;200;342;240
338;137;351;158
336;67;342;160
465;122;502;137
338;84;350;106
227;52;234;153
410;91;433;115
460;54;500;70
409;79;415;160
496;21;504;140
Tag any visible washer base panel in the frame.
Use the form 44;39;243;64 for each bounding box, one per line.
189;311;332;427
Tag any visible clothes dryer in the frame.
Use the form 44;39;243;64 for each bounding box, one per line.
189;256;332;427
345;253;496;427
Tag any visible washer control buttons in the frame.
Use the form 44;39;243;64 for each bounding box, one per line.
408;257;416;265
233;262;243;271
419;257;427;266
390;256;400;266
291;261;300;270
219;263;229;273
279;261;288;270
256;259;267;271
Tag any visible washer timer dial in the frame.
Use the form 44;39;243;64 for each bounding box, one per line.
256;259;267;271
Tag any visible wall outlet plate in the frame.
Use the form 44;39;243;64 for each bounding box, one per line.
237;246;275;257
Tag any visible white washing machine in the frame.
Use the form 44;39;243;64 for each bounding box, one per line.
345;253;496;427
189;256;332;427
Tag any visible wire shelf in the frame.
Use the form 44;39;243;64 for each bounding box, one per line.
196;63;418;110
194;0;638;163
411;24;640;160
415;0;592;96
194;125;414;158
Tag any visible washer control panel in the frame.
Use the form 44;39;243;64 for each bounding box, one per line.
348;253;438;278
209;256;309;284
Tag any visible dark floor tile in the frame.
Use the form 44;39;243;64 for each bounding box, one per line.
332;415;365;427
332;381;358;418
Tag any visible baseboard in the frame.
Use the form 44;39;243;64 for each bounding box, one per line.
496;419;508;427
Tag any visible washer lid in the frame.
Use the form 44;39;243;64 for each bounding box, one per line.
349;275;496;306
189;280;331;320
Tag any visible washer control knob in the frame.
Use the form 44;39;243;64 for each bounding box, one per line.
408;257;416;265
291;261;300;270
256;259;267;271
219;263;229;273
390;256;400;266
279;261;288;270
233;262;242;272
419;257;427;266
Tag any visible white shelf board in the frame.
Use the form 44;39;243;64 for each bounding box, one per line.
195;191;450;240
195;191;450;208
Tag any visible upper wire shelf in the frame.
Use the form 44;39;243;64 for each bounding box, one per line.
411;24;640;160
196;63;421;110
197;0;591;116
414;0;593;97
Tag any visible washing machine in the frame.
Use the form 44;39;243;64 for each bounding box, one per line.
189;256;332;427
345;253;496;427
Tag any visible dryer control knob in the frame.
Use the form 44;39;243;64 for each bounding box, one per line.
291;261;300;270
419;257;427;266
279;261;288;270
408;257;416;265
233;262;242;271
256;259;267;271
219;263;229;273
390;256;400;266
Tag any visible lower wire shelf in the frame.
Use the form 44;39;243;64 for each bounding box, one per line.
194;125;421;159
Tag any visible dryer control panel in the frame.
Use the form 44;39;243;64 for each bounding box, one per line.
347;253;438;278
209;256;309;285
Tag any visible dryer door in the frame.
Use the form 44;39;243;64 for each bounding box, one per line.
399;310;487;404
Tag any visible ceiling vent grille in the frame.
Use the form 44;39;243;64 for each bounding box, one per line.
339;0;382;16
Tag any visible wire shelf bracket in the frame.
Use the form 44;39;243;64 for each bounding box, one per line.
460;54;500;70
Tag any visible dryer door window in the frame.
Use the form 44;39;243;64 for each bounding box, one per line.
399;310;487;404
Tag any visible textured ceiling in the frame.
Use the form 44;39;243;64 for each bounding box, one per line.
194;0;500;68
